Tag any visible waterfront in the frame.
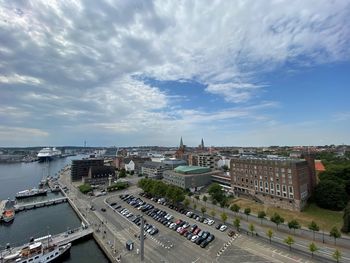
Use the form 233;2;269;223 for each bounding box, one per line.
0;156;110;263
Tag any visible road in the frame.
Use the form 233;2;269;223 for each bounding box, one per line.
59;169;341;262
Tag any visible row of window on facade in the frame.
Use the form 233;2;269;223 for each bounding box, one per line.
233;179;294;199
233;175;293;185
232;164;292;173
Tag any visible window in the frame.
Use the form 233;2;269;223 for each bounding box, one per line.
276;184;280;190
259;181;263;187
288;186;293;193
270;183;274;189
282;185;286;192
254;180;258;186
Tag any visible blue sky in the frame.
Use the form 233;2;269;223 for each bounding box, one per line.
0;0;349;147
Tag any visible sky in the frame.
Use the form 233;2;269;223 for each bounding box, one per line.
0;0;350;147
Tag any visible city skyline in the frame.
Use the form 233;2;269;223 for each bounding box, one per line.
1;1;350;147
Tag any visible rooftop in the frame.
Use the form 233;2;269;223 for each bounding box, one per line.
174;165;211;174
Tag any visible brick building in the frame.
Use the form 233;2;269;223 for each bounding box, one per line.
230;155;316;211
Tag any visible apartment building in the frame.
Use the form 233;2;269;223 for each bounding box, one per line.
189;153;219;169
230;155;316;211
71;158;104;182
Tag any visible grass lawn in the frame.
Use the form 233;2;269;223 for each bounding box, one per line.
232;198;343;232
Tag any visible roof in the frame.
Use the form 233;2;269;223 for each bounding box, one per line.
315;160;326;172
174;165;211;174
142;161;163;169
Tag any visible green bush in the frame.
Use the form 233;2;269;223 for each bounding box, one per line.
79;184;92;194
107;182;129;192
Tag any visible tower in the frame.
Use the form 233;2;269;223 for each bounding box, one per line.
201;138;204;149
179;137;184;150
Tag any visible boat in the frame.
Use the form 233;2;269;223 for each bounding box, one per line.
2;209;15;223
37;147;62;162
1;199;15;223
0;236;71;263
15;189;47;199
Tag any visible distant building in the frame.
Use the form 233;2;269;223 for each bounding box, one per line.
83;166;116;185
71;158;104;182
161;158;187;168
189;153;220;169
230;155;316;211
163;165;219;190
115;156;151;174
175;137;186;159
141;161;165;178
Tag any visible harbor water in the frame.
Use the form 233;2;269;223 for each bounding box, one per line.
0;156;109;263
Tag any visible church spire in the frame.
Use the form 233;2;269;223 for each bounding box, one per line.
179;137;184;149
201;138;204;149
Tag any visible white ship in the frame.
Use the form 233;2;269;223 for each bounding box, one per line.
0;236;71;263
37;147;62;162
15;188;47;199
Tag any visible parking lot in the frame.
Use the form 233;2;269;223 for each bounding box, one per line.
105;192;280;262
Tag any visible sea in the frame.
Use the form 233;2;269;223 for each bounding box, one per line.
0;155;110;262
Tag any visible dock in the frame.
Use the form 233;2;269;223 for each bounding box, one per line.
0;226;93;257
14;197;68;212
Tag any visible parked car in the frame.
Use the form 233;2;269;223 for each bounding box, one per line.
215;223;222;230
220;225;228;232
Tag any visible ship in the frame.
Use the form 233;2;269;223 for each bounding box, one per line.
37;147;62;162
0;199;15;223
0;235;71;263
15;188;47;199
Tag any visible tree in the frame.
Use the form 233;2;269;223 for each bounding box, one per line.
202;195;208;207
308;221;320;241
330;226;341;245
78;184;92;194
342;202;350;233
230;204;240;215
208;183;226;204
222;165;229;172
195;195;200;202
284;236;295;251
201;207;206;217
233;218;240;231
184;198;190;208
249;223;255;236
266;229;273;244
221;212;228;224
270;213;284;229
333;249;342;263
210;210;216;218
314;180;348;210
244;208;251;221
119;168;126;178
193;203;197;210
288;219;301;234
258;211;266;225
309;242;318;258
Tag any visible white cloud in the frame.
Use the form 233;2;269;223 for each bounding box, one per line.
0;0;349;145
0;74;42;85
0;126;49;145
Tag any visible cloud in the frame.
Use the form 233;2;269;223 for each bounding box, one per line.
0;74;42;85
0;0;349;145
205;83;265;103
0;126;49;145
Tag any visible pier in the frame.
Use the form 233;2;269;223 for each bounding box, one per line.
0;226;93;257
14;197;68;212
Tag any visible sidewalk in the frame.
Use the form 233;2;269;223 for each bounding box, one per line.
187;195;350;262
